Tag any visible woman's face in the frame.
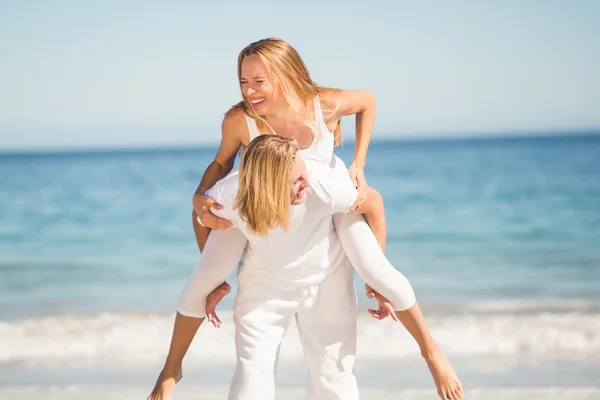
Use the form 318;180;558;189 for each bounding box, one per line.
240;54;279;116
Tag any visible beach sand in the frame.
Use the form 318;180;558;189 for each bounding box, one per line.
1;385;599;400
1;311;599;400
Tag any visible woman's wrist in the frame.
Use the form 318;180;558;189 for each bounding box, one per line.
350;159;365;169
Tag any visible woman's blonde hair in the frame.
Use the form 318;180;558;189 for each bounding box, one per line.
234;37;342;145
234;135;300;237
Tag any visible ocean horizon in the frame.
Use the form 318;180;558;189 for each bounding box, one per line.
1;129;599;155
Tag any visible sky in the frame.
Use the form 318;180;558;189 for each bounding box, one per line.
1;0;599;150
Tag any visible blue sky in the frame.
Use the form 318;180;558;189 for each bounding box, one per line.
1;0;599;150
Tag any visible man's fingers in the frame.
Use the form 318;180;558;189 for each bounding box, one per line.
349;192;368;211
208;311;221;328
385;303;399;321
205;283;231;327
349;199;362;211
206;311;219;327
368;309;383;320
364;284;375;298
376;297;398;321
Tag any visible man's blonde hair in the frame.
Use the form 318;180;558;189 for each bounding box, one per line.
234;135;299;237
234;37;342;145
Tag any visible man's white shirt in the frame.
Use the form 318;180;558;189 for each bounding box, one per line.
204;156;357;288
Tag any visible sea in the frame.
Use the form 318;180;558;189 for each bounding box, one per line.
1;133;599;399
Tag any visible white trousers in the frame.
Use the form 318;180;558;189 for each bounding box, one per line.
227;261;359;400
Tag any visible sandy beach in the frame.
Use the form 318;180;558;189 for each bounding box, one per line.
1;386;599;400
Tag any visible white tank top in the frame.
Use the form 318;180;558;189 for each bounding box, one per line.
243;96;334;166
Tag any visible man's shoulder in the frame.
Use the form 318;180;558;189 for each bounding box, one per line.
306;156;356;213
206;170;240;203
305;159;330;177
306;160;333;205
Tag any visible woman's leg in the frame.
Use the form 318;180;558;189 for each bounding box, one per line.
332;212;415;311
332;212;463;400
192;210;233;320
357;187;387;251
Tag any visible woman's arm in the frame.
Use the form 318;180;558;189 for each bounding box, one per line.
321;89;376;209
334;89;376;168
192;107;248;229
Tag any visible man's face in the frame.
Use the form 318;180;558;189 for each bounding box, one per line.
290;155;310;205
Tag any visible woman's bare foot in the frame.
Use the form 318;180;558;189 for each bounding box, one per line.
147;366;182;400
423;347;463;400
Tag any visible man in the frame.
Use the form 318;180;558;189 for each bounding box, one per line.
149;135;463;400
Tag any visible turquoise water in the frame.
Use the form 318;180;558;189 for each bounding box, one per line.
0;134;599;389
1;134;599;319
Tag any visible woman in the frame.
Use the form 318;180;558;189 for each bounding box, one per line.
150;38;461;399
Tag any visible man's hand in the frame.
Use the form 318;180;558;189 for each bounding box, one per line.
365;284;398;321
205;282;232;328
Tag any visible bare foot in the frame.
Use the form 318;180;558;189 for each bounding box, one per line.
147;367;182;400
205;281;231;327
424;348;463;400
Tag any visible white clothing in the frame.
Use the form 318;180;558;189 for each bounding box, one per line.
238;96;416;308
244;96;334;165
176;96;416;399
177;157;416;318
178;157;365;400
205;156;357;289
229;261;358;400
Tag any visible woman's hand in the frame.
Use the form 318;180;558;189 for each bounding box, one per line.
193;194;233;230
348;163;369;211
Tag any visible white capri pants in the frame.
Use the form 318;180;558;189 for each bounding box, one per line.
228;261;358;400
